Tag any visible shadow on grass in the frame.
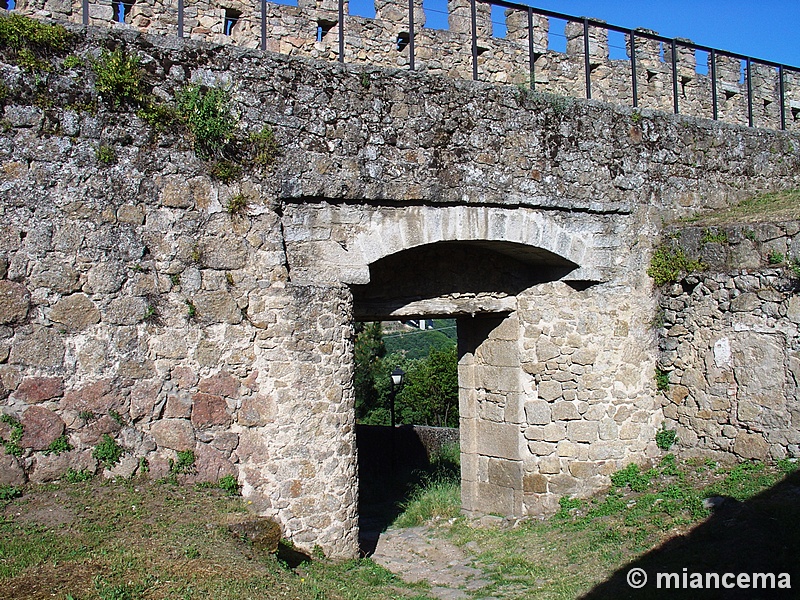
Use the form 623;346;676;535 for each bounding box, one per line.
356;424;459;557
580;470;800;599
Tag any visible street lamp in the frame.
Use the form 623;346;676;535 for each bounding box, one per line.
389;367;405;429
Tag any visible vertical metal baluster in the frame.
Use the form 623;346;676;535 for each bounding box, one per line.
177;0;184;37
711;49;718;120
779;65;786;131
83;0;89;26
470;0;478;81
408;0;415;71
746;57;753;127
261;0;266;51
338;0;344;63
630;30;637;108
583;17;591;99
527;7;535;90
671;38;679;114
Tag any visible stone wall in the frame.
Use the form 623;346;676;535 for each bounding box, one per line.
10;0;800;132
0;20;799;556
657;222;800;461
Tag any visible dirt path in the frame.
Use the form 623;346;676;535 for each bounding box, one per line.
371;525;493;600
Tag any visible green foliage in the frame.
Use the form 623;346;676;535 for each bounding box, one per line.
0;484;21;502
743;229;757;241
209;159;241;183
655;425;678;450
184;299;197;319
93;434;123;469
78;410;95;422
136;101;180;130
0;14;70;50
226;193;248;215
384;321;457;360
393;444;461;528
95;144;116;165
631;110;642;124
94;576;147;600
63;53;82;69
1;414;24;457
109;410;125;426
169;273;180;286
17;47;50;72
218;474;239;496
702;460;781;502
768;250;785;264
397;346;459;428
248;126;279;167
360;71;371;89
142;303;159;323
647;245;704;286
171;450;196;474
701;228;728;244
65;467;94;483
354;322;387;424
44;435;72;456
93;47;144;108
610;463;654;492
791;259;800;280
654;368;670;391
176;84;236;158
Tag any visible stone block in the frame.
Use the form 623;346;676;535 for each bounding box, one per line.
523;473;547;493
542;422;567;442
150;418;196;451
0;281;30;325
570;348;596;366
566;420;599;443
227;516;281;554
476;421;519;460
539;456;561;474
536;337;560;362
733;431;769;460
199;371;240;398
557;440;579;457
10;326;65;368
474;481;518;515
191;393;233;428
49;294;100;332
14;377;64;404
238;395;277;427
0;453;26;485
526;441;555;456
193;442;236;482
488;458;522;489
194;291;242;324
61;379;123;414
551;401;580;421
172;366;198;390
568;461;597;478
538;380;562;402
524;400;550;425
547;473;578;495
20;406;65;451
129;379;163;422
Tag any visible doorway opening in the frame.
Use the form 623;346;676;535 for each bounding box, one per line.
351;239;577;554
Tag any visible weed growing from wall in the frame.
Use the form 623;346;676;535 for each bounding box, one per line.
226;193;248;216
655;425;678;450
0;14;71;72
655;368;670;391
647;245;704;286
95;144;116;165
176;84;236;158
0;414;23;457
93;434;123;469
768;250;785;265
44;435;73;456
93;47;145;108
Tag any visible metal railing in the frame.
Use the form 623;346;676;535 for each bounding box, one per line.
77;0;799;131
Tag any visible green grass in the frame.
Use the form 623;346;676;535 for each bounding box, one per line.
682;188;800;226
647;245;704;286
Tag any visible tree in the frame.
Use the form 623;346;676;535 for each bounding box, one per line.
397;346;459;428
353;322;386;423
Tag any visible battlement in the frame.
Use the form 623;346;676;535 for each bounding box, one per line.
12;0;800;130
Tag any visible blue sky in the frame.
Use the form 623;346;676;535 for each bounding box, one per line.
345;0;800;68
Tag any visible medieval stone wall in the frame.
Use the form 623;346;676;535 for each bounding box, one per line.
0;21;799;556
12;0;800;132
657;222;800;462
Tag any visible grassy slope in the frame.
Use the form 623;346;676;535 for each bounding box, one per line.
682;188;800;226
2;456;798;600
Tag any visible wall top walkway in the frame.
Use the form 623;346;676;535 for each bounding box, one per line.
11;0;800;132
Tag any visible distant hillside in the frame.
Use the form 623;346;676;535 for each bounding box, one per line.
384;319;457;360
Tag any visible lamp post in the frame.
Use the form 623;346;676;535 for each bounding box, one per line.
389;367;404;474
390;367;404;429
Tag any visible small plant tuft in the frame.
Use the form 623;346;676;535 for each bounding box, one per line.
360;71;371;89
65;467;94;483
655;368;670;392
1;414;24;457
95;144;116;165
610;463;654;492
170;450;196;474
655;424;678;450
226;193;248;216
93;434;123;470
767;250;785;265
647;245;704;286
218;474;239;496
249;126;279;167
93;47;145;108
631;110;642;124
44;434;72;456
176;84;236;158
0;484;21;503
108;409;125;427
209;159;241;183
185;299;197;319
701;228;728;245
63;53;82;69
